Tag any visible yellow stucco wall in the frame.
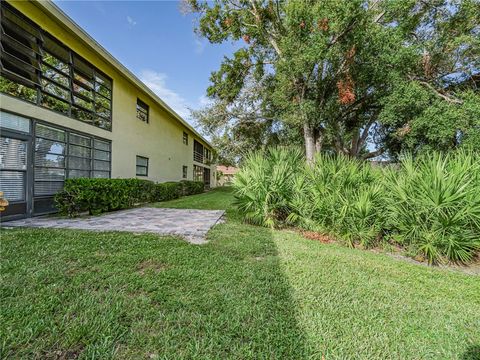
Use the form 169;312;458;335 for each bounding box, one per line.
1;0;216;186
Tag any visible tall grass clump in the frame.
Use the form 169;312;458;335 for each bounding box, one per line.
233;147;303;227
385;151;480;264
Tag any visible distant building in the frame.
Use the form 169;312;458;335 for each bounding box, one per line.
216;165;239;186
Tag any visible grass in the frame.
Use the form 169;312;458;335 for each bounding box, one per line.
151;186;235;211
1;187;479;359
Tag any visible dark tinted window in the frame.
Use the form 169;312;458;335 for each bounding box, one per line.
136;156;148;176
136;99;149;123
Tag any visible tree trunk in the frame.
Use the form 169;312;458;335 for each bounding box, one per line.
304;123;316;163
350;128;360;157
315;129;323;153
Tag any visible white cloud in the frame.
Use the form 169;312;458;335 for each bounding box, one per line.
194;38;205;54
139;70;191;120
126;16;137;27
198;95;212;107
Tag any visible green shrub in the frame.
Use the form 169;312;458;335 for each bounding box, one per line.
233;147;480;264
55;178;156;217
155;182;182;202
180;180;204;196
291;154;386;247
55;178;201;217
136;179;158;203
385;151;480;264
233;147;304;227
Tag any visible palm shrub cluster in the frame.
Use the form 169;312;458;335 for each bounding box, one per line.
384;152;480;264
233;148;304;227
289;154;386;248
233;148;480;264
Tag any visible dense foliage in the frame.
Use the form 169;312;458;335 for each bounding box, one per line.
188;0;480;162
179;180;206;197
233;148;304;227
234;148;480;264
55;179;204;217
385;153;480;264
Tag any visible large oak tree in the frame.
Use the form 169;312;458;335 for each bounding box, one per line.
186;0;479;162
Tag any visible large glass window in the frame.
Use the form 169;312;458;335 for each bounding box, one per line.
34;124;66;196
93;138;111;178
0;2;113;130
193;140;204;163
68;133;91;179
0;111;30;133
33;123;111;198
0;3;41;103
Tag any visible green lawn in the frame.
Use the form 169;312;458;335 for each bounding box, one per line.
1;187;479;359
151;186;236;211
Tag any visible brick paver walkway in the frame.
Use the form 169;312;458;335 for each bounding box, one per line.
4;207;225;244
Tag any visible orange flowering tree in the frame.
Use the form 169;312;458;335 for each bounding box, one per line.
186;0;479;161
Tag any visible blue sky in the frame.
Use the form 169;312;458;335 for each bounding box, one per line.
54;0;237;124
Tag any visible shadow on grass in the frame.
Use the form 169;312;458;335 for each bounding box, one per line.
462;345;480;360
1;218;307;358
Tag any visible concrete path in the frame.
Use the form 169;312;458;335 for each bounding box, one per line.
4;207;225;244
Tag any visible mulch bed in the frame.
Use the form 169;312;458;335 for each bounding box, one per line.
300;230;335;243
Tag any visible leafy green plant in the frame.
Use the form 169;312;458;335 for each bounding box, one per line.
385;151;480;264
55;179;205;217
180;180;205;196
155;182;182;202
234;147;480;264
233;147;304;227
55;178;155;217
290;153;386;247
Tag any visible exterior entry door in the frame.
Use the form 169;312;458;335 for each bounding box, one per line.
0;134;30;220
203;168;211;188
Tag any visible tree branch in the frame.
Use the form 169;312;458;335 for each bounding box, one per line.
328;18;356;48
413;78;464;104
362;147;385;160
359;118;375;148
249;0;283;57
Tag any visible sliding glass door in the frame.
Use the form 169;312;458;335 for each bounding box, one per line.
0;134;30;219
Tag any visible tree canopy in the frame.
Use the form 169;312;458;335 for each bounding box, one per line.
187;0;480;162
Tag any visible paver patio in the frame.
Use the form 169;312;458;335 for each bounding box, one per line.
3;207;225;244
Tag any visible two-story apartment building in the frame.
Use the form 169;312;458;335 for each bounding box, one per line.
0;0;215;221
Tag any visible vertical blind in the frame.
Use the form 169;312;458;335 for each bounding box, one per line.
0;137;27;202
33;123;111;198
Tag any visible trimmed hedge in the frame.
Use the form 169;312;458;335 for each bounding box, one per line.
55;178;204;217
180;180;204;197
156;182;182;202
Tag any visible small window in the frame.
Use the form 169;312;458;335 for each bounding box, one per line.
183;132;188;145
193;165;204;182
182;165;188;179
136;156;148;176
136;99;149;123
